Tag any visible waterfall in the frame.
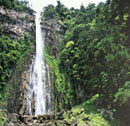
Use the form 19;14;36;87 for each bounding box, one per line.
26;11;51;116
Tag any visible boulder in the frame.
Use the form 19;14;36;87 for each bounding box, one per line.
7;123;15;126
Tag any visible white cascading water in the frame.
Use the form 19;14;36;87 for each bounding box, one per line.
26;11;51;116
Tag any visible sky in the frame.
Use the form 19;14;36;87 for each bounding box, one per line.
27;0;106;12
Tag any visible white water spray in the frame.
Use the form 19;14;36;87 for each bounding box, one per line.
26;11;51;116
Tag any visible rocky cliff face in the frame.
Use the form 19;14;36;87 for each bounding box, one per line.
0;6;35;40
0;6;35;114
42;17;64;58
8;48;35;114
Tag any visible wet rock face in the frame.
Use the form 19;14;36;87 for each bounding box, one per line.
0;6;35;40
19;70;30;115
42;17;64;58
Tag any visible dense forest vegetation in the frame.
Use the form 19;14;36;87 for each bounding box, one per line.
43;0;130;125
0;0;130;125
0;0;33;13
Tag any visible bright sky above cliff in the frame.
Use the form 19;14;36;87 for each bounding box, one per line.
27;0;106;12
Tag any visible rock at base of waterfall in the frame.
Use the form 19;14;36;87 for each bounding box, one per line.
7;123;15;126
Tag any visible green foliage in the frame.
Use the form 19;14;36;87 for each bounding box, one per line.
89;113;109;126
44;0;130;124
0;83;10;109
45;50;72;110
81;95;120;126
0;0;34;13
44;5;58;18
64;95;120;126
0;34;33;108
44;1;71;21
0;110;8;126
115;81;130;105
58;0;130;109
0;0;14;8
